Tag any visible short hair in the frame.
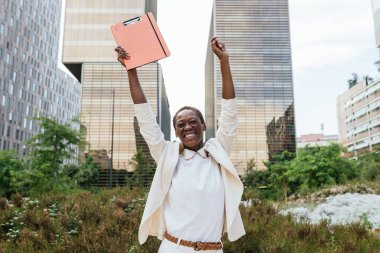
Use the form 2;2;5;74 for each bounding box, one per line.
172;106;205;129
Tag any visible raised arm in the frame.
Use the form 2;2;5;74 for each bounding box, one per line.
211;38;238;155
211;37;235;99
114;46;166;162
115;46;147;104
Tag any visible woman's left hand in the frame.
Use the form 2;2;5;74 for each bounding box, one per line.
211;37;229;61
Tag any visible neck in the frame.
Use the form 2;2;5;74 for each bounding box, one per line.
184;142;204;152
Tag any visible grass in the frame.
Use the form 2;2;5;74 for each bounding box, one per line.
1;187;379;253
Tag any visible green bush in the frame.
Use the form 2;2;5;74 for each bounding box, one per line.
243;144;360;201
357;148;380;181
0;150;25;198
75;156;99;187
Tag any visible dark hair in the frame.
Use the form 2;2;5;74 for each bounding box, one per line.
172;106;205;129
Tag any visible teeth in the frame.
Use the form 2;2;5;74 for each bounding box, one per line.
185;133;195;138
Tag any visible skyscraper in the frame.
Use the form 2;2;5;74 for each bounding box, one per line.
0;0;81;157
62;0;170;172
205;0;296;171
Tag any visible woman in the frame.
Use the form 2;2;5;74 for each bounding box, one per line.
115;37;245;252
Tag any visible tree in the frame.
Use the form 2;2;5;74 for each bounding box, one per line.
357;147;380;181
242;159;257;186
125;149;156;187
0;150;25;198
288;143;358;195
347;72;358;88
75;156;99;187
11;116;82;195
264;151;296;202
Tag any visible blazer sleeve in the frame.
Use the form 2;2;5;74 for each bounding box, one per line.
134;103;166;163
215;98;238;155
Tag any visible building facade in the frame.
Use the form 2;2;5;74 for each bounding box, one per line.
337;79;380;155
296;134;338;149
62;0;170;171
205;0;296;171
0;0;81;157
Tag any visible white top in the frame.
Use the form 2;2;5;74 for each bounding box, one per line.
161;147;225;250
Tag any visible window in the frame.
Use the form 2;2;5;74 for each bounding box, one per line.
9;84;13;95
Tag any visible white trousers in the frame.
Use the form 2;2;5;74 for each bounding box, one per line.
158;238;223;253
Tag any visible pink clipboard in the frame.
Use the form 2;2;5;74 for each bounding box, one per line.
110;12;171;70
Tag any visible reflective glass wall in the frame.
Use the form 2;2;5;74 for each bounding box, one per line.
81;62;167;170
0;0;81;157
62;0;170;171
206;0;296;171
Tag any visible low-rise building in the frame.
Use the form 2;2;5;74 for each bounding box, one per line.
297;134;339;149
336;78;380;155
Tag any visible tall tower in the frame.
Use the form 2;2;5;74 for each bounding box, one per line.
205;0;296;171
0;0;81;157
62;0;170;171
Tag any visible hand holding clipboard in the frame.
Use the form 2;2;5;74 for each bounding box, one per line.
111;12;171;70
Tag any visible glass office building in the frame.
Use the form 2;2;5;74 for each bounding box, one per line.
62;0;170;171
0;0;81;157
205;0;296;172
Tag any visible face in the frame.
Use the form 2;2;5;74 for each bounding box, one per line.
174;109;206;151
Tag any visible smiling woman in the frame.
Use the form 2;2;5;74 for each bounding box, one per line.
173;106;206;151
115;37;245;252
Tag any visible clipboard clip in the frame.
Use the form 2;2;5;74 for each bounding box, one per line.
123;16;141;26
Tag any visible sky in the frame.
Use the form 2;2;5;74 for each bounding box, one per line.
156;0;379;137
58;0;379;138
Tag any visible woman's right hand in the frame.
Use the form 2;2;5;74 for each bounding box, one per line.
114;46;130;67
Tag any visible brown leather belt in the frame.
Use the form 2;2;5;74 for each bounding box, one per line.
164;231;223;251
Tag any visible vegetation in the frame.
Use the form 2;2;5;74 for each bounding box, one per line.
244;143;361;201
0;150;25;198
1;188;379;253
1;116;99;197
265;151;296;202
347;72;359;88
357;147;380;182
125;149;156;188
75;156;100;187
289;143;358;195
1;115;380;252
9;116;82;196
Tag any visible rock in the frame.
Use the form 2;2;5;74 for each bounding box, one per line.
280;193;380;230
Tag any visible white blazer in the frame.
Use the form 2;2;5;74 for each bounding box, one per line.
134;98;246;244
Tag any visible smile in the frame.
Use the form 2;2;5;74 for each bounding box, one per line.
184;133;196;138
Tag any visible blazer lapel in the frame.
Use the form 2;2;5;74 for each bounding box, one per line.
205;139;240;181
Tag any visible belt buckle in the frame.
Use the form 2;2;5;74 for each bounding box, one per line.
194;241;202;251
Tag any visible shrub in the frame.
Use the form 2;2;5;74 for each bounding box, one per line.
0;198;8;210
0;150;25;198
358;148;380;181
1;188;380;252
